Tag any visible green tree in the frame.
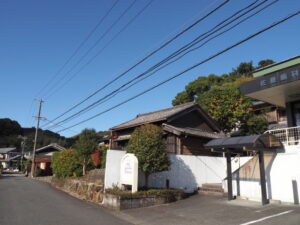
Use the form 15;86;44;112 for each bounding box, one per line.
257;59;275;68
233;61;254;77
0;118;22;136
172;91;194;106
51;149;82;178
127;124;170;188
243;115;268;135
199;83;252;133
75;129;98;175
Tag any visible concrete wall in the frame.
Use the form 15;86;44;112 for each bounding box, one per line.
104;149;251;193
228;145;300;204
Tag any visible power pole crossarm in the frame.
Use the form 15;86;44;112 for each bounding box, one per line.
31;99;44;177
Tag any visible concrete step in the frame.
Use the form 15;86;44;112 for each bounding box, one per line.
201;183;222;189
198;190;228;197
198;183;226;197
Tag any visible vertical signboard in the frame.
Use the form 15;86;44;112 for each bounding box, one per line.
120;153;138;193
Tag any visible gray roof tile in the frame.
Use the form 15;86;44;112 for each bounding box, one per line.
111;102;197;130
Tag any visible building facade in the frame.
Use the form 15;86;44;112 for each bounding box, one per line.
241;55;300;127
109;102;225;156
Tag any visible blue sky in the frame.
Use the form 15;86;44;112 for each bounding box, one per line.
1;0;300;137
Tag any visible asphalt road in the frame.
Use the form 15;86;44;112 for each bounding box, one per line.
1;174;300;225
115;194;300;225
0;174;131;225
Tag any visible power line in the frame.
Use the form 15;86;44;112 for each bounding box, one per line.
125;0;280;88
111;0;281;97
45;0;155;100
42;118;79;134
46;0;267;127
55;9;300;133
35;0;120;98
42;0;231;128
42;0;139;99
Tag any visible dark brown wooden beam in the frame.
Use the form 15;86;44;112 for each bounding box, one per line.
226;150;233;201
259;150;269;205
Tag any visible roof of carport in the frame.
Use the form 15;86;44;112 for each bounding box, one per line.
204;134;283;152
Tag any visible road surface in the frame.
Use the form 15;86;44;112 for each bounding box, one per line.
1;174;299;225
0;174;131;225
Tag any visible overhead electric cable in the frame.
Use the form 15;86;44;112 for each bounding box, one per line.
124;0;280;89
42;0;231;127
43;0;139;99
46;0;267;127
43;118;79;134
36;0;120;97
55;9;300;132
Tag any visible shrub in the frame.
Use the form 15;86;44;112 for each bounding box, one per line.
127;124;170;187
105;187;185;198
51;149;82;178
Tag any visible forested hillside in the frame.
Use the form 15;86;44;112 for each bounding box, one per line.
0;118;75;151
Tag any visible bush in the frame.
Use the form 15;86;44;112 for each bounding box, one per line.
51;149;82;178
127;124;170;187
105;187;185;198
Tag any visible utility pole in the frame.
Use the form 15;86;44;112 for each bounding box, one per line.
21;136;27;170
31;99;44;177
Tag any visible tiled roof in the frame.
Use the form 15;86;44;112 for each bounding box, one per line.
162;124;225;139
0;147;17;154
111;102;198;130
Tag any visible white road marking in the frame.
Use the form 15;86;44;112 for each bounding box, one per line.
240;210;294;225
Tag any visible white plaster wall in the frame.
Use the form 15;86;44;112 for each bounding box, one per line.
148;155;251;193
230;145;300;204
104;149;252;193
104;149;126;189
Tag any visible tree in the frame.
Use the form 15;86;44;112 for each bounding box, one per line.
172;91;194;106
199;83;252;133
51;149;82;178
243;115;269;135
127;124;170;188
0;118;22;136
257;59;275;68
233;61;254;77
75;129;98;175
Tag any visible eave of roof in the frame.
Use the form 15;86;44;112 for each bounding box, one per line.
162;124;224;139
36;143;66;153
0;147;17;154
253;55;300;78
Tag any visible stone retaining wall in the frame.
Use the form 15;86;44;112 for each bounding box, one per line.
51;177;104;203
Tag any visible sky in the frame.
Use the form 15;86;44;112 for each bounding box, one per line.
1;0;300;137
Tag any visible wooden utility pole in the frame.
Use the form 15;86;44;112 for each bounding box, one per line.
31;99;44;177
21;136;27;170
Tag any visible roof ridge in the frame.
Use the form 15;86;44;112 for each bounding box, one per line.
137;102;196;117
